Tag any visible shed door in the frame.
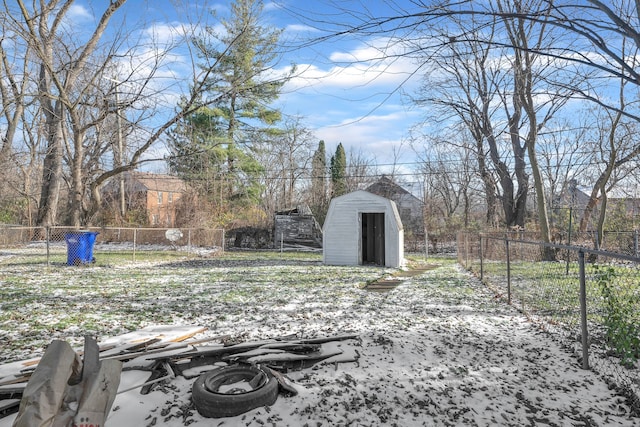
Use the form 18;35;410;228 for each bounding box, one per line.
361;213;385;265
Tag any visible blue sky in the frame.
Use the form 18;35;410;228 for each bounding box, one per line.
48;0;635;196
90;0;424;175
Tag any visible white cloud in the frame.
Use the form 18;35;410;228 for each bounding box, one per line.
68;4;93;21
329;43;386;63
285;24;322;33
274;37;424;166
312;110;417;165
285;37;419;91
285;58;415;92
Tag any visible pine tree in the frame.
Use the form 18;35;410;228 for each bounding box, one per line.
198;0;288;149
167;107;227;195
310;140;328;223
330;143;347;197
171;0;292;217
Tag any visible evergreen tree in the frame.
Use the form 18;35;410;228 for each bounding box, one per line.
197;0;289;155
310;140;328;223
330;143;347;197
168;107;227;188
170;0;292;220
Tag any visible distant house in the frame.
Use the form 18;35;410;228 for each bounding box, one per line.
102;172;188;227
554;179;640;229
554;179;591;212
366;175;424;236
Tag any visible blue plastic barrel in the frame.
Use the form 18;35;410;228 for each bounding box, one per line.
64;231;99;265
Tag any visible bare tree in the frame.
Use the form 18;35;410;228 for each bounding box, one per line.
410;19;508;228
0;20;31;171
411;0;573;248
415;132;482;232
537;117;592;236
254;116;316;220
0;11;36;224
568;8;640;249
345;147;376;193
0;1;245;227
579;112;640;243
292;0;640;242
497;0;576;256
6;0;128;226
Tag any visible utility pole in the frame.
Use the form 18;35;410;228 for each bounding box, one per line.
423;177;429;261
106;77;126;218
115;88;125;218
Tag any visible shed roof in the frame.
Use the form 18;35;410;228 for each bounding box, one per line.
324;190;403;232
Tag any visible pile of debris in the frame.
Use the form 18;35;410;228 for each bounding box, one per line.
0;326;359;423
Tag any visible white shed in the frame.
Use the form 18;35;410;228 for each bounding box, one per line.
323;190;404;268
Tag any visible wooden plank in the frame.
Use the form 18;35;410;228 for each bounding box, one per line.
105;335;229;362
98;338;162;358
0;374;31;387
170;326;207;342
0;398;20;416
0;325;207;385
97;325;207;347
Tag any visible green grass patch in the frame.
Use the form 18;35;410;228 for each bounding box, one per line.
0;250;391;362
471;258;640;365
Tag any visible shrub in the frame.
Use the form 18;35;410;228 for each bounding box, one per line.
596;264;640;367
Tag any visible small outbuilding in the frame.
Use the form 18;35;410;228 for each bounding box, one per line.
323;190;404;268
273;205;323;248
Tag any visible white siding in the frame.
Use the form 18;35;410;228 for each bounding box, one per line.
323;190;404;268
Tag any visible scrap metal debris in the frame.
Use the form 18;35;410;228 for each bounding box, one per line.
0;326;360;422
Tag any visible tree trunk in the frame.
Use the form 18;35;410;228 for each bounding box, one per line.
595;191;607;249
505;64;528;230
474;133;499;227
579;183;604;234
36;97;64;227
69;130;86;227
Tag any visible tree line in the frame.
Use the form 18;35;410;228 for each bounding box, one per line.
3;0;640;251
293;0;640;254
0;0;385;231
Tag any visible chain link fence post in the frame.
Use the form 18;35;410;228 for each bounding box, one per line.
479;235;484;282
46;226;50;267
505;238;511;305
578;249;590;370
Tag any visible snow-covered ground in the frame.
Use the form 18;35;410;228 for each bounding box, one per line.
0;253;637;426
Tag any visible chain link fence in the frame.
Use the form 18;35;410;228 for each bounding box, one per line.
0;226;225;265
555;230;640;257
458;232;640;412
404;232;457;256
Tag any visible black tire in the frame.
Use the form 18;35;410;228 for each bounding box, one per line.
192;364;279;418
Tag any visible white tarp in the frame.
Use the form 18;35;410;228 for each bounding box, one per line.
12;337;121;427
